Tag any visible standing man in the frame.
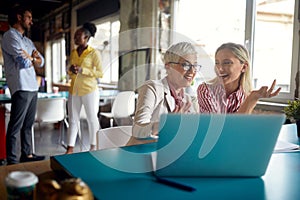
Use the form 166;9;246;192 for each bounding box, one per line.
1;5;45;165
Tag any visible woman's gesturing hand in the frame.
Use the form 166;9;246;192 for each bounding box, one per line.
251;79;281;100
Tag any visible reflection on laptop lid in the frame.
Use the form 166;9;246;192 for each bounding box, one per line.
155;114;285;177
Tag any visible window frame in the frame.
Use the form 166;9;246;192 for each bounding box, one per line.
173;0;299;104
45;37;67;92
247;0;299;103
91;14;120;85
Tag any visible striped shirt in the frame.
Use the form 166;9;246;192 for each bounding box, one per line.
197;82;245;113
1;28;44;95
169;83;184;110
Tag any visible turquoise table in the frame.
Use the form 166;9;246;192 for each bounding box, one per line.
51;124;300;200
0;90;119;103
0;93;11;103
0;91;69;103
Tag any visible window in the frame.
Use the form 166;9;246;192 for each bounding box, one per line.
89;16;120;84
252;0;296;101
174;0;298;102
174;0;246;93
45;37;67;91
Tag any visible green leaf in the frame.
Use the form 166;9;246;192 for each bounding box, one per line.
283;100;300;120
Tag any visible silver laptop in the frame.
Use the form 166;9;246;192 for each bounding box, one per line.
155;113;285;177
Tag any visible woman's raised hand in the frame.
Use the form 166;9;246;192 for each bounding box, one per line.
251;79;281;99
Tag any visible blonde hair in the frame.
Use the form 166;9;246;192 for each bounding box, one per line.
163;42;197;64
215;42;252;95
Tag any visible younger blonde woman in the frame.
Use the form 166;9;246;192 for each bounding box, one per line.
197;42;280;113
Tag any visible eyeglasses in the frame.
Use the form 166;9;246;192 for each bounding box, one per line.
168;62;202;72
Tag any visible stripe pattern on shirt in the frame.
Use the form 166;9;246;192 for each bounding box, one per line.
197;82;245;113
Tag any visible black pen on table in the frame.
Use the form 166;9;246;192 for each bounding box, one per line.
150;152;196;192
154;174;196;192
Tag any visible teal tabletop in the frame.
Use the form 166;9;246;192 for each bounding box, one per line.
0;90;119;104
0;93;11;103
51;133;300;200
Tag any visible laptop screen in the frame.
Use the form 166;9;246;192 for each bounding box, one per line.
155;113;285;177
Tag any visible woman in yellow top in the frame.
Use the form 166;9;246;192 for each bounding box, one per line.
66;22;103;154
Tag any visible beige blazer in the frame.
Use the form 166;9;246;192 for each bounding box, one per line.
132;77;198;138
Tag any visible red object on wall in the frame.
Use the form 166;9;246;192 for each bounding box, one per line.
0;21;9;32
0;105;6;159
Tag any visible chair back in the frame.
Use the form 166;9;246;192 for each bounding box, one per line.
97;126;132;149
111;91;135;118
36;97;67;123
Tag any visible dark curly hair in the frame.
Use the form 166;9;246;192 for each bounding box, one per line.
82;22;97;37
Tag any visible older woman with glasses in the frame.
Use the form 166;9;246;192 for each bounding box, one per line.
197;42;280;113
132;42;200;138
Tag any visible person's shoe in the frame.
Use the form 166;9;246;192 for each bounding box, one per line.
7;161;18;165
20;154;45;163
6;159;19;165
0;159;7;166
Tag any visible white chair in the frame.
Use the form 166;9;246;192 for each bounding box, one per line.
96;126;133;149
33;97;69;152
99;91;135;127
96;125;156;150
4;87;11;132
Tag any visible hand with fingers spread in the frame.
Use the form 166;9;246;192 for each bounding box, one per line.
238;79;281;113
251;79;281;99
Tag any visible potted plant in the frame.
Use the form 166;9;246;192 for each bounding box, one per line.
283;99;300;137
